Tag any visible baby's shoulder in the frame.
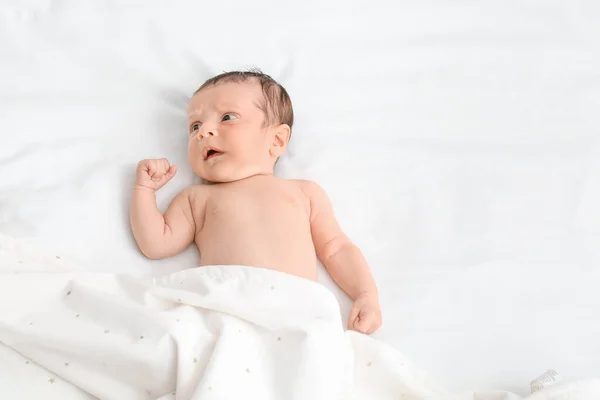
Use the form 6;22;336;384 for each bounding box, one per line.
179;184;213;202
288;179;327;198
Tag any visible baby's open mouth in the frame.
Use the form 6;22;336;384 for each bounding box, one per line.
204;149;223;160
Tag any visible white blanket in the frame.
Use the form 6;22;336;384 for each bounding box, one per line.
1;250;598;399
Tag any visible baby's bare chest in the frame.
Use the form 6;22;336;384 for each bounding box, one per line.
199;182;310;229
192;181;318;275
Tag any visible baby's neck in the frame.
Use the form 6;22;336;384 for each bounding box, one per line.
204;171;275;185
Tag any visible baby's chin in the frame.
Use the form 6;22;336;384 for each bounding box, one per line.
192;166;249;184
195;171;236;184
200;176;237;184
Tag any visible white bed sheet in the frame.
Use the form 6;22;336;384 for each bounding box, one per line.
1;0;599;395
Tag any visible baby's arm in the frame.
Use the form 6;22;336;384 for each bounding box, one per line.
130;159;197;259
298;180;382;334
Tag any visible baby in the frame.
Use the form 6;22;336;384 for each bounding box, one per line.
130;70;382;334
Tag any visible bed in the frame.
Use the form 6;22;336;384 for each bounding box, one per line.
1;0;599;398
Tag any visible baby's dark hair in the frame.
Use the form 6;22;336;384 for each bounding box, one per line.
195;68;294;135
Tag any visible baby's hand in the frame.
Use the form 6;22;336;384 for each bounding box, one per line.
348;293;382;334
135;158;177;191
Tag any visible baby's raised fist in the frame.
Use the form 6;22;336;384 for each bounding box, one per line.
135;158;178;191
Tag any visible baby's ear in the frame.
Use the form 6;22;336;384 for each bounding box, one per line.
270;124;291;157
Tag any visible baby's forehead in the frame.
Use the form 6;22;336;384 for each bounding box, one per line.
188;81;263;112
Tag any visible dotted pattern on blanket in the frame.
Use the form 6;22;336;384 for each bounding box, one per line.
19;281;166;397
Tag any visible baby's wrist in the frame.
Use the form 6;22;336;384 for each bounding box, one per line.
133;183;156;193
355;289;379;302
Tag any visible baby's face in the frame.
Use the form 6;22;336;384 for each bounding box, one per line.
187;81;277;183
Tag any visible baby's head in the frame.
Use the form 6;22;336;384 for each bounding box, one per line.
187;69;294;183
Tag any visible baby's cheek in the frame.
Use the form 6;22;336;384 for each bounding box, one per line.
188;158;205;178
188;142;200;158
187;147;201;168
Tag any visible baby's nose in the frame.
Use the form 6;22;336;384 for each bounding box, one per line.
198;129;215;140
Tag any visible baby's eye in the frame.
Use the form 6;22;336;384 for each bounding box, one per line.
222;113;238;122
190;122;202;133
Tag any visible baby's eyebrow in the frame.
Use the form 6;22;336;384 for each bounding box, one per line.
187;103;240;118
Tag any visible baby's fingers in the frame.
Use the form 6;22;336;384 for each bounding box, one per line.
354;313;372;333
364;314;382;334
347;307;360;330
147;159;169;179
144;161;159;176
159;158;171;173
354;319;369;333
164;165;178;181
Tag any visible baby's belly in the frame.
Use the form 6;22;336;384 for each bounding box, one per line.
196;221;318;281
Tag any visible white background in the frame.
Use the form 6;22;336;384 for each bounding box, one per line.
1;0;599;394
